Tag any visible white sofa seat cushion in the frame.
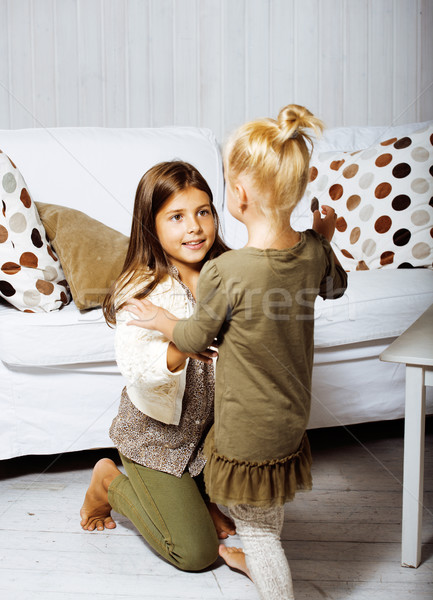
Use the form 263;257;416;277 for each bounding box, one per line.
0;301;114;366
1;269;431;368
314;269;433;347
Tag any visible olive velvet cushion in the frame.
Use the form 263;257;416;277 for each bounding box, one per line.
36;202;129;310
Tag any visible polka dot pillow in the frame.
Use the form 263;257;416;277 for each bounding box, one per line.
0;150;70;312
307;123;433;271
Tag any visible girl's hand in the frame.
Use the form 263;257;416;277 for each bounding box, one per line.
183;346;218;364
312;205;337;242
167;342;217;371
125;298;218;370
125;298;175;332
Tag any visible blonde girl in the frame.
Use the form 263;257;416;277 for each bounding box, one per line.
125;106;348;599
80;161;235;572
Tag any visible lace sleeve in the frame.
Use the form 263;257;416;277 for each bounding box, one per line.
113;278;192;425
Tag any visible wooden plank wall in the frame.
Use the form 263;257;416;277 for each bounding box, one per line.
0;0;432;142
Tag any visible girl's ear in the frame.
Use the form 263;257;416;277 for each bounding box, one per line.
235;183;248;213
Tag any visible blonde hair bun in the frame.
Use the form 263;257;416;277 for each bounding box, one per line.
223;103;324;229
277;104;324;142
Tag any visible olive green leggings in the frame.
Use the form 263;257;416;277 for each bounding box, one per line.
108;453;219;571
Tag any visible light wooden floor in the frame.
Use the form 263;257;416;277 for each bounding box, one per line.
1;418;432;600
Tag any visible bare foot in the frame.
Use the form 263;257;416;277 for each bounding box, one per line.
80;458;121;532
219;544;252;580
207;503;236;539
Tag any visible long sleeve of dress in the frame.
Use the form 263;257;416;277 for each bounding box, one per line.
317;235;348;300
115;278;193;425
173;261;228;354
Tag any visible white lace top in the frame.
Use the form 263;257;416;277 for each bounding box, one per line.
109;269;215;477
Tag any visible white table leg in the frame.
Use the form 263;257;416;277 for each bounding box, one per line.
401;365;426;568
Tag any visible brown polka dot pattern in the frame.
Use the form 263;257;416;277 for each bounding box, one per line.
380;251;394;266
20;188;31;208
331;159;345;171
329;184;343;200
20;252;38;268
375;182;392;199
0;149;71;311
2;262;21;275
392;163;411;178
356;260;369;270
375;153;393;167
0;224;8;243
343;164;359;178
394;137;412;150
309;167;318;182
307;124;433;270
336;217;347;232
392;194;411;211
350;227;361;244
374;216;392;234
347;194;361;211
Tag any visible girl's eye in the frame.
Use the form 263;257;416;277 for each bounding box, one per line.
170;214;182;221
199;209;210;217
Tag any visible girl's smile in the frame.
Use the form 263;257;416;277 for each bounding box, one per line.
182;239;206;250
155;186;216;273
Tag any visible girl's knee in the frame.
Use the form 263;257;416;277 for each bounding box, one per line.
173;539;219;572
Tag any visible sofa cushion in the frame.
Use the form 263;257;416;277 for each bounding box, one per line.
36;203;129;310
0;299;115;366
307;123;433;271
0;151;70;312
1;269;432;367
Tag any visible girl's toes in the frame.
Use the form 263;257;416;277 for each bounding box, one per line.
105;517;116;529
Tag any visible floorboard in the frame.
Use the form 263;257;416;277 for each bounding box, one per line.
1;417;432;599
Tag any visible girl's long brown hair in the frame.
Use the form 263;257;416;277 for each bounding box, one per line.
103;161;229;326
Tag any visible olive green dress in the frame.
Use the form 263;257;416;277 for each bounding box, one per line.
173;230;348;507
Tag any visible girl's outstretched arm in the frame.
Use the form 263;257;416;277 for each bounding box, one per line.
125;298;216;367
129;261;229;358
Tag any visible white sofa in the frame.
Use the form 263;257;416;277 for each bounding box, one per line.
0;123;432;460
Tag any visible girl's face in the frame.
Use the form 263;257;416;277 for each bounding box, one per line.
155;186;216;273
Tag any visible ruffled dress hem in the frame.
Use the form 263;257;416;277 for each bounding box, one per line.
203;428;313;507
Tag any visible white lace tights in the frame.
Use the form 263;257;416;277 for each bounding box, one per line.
229;504;294;600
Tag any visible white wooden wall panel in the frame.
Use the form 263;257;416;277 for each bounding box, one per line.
343;0;368;126
420;0;433;121
174;0;198;126
199;0;223;137
368;0;394;125
294;0;320;118
55;0;80;126
0;0;10;127
78;0;104;126
149;0;174;127
127;0;151;128
269;0;295;119
393;0;417;124
0;0;431;141
245;0;270;122
8;0;34;128
103;0;128;127
222;0;246;138
319;0;344;127
33;0;56;127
